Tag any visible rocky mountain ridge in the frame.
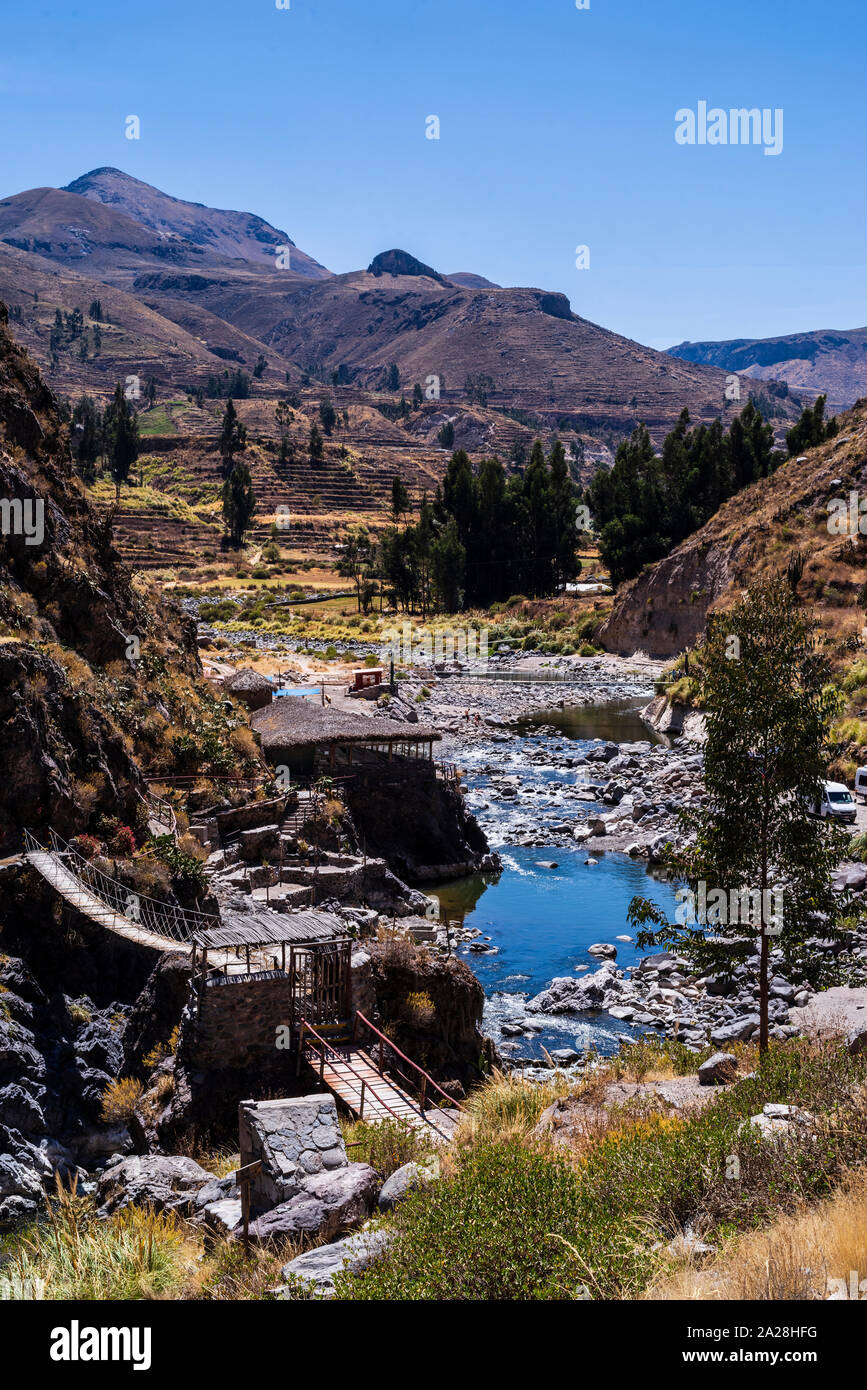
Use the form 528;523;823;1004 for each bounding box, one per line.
669;325;867;411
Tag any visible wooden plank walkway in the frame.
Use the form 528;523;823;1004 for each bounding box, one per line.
317;1047;426;1124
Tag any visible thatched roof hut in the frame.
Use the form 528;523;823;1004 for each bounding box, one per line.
226;667;273;711
251;699;440;774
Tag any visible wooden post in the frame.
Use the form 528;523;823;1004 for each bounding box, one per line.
360;1079;366;1118
234;1160;262;1254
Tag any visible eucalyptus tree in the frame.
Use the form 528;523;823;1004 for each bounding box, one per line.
629;579;854;1053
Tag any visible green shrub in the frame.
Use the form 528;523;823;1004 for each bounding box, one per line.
336;1140;586;1300
340;1117;434;1178
339;1040;867;1301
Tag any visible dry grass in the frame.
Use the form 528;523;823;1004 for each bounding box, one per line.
645;1166;867;1300
99;1077;143;1124
7;1179;200;1301
454;1068;571;1149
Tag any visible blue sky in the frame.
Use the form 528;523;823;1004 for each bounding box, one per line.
1;0;863;347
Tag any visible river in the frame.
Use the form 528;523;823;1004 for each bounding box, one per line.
431;698;681;1060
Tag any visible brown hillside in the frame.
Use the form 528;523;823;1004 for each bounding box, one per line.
64;167;330;278
669;326;867;412
163;262;747;440
0;241;295;397
0;174;800;454
599;400;867;659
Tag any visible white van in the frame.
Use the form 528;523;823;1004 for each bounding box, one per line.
856;768;867;805
813;781;857;825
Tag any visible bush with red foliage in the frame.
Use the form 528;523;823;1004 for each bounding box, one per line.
109;824;137;857
71;834;101;860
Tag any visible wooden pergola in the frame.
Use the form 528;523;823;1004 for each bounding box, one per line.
190;908;353;1027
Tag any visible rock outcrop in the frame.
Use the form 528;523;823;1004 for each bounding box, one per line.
367;936;492;1088
344;763;488;883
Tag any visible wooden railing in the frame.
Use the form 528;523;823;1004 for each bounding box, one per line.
297;1018;408;1126
435;760;460;785
352;1011;465;1117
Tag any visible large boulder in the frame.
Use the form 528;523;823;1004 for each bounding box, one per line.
698;1052;737;1086
377;1160;436;1212
747;1104;814;1142
245;1164;379;1243
0;1153;42;1202
96;1155;213;1217
0;1083;45;1134
279;1226;393;1299
832;863;867;893
528;961;621;1014
847;1026;867;1058
711;1014;760;1045
638;953;679;976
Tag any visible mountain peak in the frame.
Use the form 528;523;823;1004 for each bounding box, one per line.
367;249;445;283
59;168;330;277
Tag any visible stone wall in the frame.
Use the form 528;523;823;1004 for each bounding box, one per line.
180;972;292;1070
349;947;376;1020
210;794;292;839
239;1095;347;1211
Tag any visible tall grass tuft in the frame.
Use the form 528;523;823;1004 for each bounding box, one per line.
455;1068;570;1148
9;1178;197;1301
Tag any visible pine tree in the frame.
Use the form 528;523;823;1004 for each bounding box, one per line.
219;398;247;476
103;383;139;502
309;422;324;460
430;517;466;612
275;400;294;462
390;476;410;525
548;438;578;589
71;395;102;483
786;394;838;457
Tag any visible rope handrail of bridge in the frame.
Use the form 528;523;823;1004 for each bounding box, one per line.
23;828;218;944
298;1018;410;1129
352;1011;465;1116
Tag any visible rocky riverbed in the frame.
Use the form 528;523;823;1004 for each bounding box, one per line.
399;661;867;1075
